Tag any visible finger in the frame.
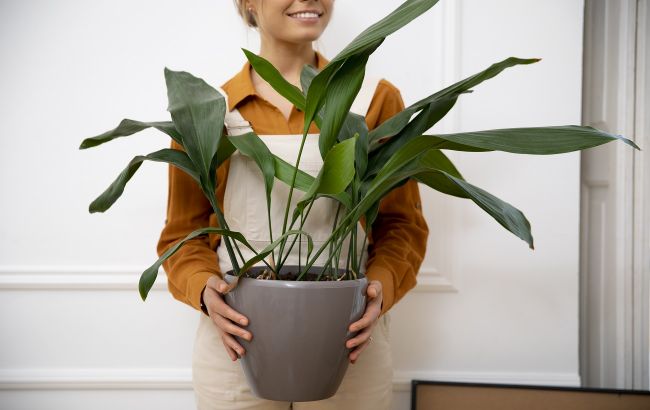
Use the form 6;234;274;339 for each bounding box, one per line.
367;282;382;299
203;276;248;326
349;336;372;363
346;323;374;349
349;304;381;332
220;332;244;360
208;275;240;296
212;313;253;341
206;287;249;326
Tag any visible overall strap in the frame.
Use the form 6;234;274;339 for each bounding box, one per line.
349;75;381;117
216;87;254;136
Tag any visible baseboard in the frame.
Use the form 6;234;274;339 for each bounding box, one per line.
0;368;580;392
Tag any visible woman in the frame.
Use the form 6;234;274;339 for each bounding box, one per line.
156;0;429;408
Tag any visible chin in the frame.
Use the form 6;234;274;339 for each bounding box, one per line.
285;31;323;44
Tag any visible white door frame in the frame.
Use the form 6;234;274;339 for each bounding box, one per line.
580;0;649;390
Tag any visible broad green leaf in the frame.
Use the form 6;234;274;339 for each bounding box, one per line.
299;64;324;128
302;63;340;134
79;119;182;149
410;165;534;248
89;148;197;214
303;0;440;134
339;112;369;142
330;0;440;65
413;149;468;198
338;113;370;178
354;136;466;220
243;49;306;110
368;56;541;149
318;48;377;158
326;192;353;211
441;172;533;249
369;95;458;152
139;227;250;300
239;229;314;275
300;64;319;97
368;130;490;177
210;134;237;177
297;138;356;210
357;155;534;249
164;67;226;186
374;135;441;182
366;97;460;177
227;132;275;202
273;155;315;192
428;125;641;154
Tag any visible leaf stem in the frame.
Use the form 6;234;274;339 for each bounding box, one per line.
276;131;309;265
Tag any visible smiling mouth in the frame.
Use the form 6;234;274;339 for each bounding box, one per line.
287;11;323;19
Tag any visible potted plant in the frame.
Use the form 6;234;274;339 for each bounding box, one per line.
79;0;640;402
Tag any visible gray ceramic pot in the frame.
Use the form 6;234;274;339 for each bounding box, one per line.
223;265;367;402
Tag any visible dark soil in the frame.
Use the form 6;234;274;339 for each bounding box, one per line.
243;269;355;281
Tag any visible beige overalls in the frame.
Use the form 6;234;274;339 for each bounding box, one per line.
192;76;393;410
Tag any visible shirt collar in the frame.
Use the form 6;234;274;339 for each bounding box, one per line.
222;51;329;112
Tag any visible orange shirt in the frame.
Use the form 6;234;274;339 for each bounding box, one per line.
157;52;429;316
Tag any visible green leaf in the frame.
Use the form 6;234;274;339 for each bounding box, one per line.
273;155;315;192
338;113;370;179
366;98;459;177
300;64;319;97
227;132;275;203
243;49;306;110
327;192;353;210
333;0;440;64
210;134;237;178
413;149;467;198
302;64;340;134
89;149;198;213
441;172;534;249
373;135;439;182
363;201;380;230
79;119;183;149
356;149;535;249
164;67;226;187
303;0;440;134
239;229;314;275
354;136;466;220
318;48;377;158
428;125;641;154
298;138;356;209
139;227;250;301
368;56;541;152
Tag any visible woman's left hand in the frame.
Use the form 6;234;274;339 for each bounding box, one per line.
346;280;383;364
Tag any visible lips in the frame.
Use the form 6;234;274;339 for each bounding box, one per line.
287;10;323;19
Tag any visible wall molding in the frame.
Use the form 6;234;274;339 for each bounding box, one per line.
0;368;580;392
0;266;457;293
0;266;168;291
0;368;191;390
415;268;459;292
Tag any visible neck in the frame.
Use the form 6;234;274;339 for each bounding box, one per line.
256;36;317;86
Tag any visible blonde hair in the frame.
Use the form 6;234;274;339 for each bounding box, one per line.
233;0;258;28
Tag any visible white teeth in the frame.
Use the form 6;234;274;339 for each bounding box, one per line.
291;12;319;19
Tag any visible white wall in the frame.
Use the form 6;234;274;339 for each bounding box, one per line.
0;0;584;409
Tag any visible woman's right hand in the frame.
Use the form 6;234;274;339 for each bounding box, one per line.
202;275;252;361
